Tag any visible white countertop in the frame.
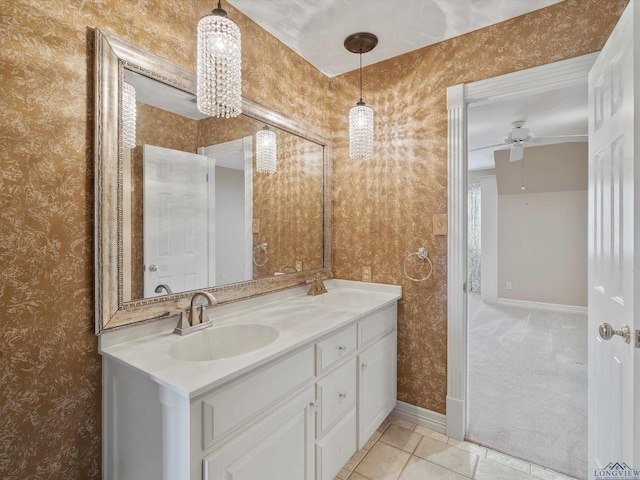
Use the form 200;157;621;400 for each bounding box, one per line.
99;279;401;399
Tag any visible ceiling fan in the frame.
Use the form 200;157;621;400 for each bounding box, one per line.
471;120;588;162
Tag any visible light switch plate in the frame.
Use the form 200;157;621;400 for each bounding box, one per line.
295;261;303;271
433;214;448;235
253;218;260;234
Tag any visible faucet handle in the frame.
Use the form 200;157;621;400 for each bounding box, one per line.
198;304;210;324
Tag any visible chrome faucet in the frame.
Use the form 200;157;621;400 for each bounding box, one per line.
154;284;173;295
173;291;217;336
307;270;333;296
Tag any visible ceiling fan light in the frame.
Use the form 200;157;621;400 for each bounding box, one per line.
510;144;524;162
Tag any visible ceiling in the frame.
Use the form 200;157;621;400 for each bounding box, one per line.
226;0;564;77
223;1;586;167
127;0;586;170
467;82;588;171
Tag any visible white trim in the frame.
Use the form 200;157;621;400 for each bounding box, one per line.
198;136;254;284
496;298;588;315
392;401;447;435
242;136;253;282
446;53;597;443
446;84;468;441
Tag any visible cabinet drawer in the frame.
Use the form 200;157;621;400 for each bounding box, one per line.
316;324;357;375
358;304;397;348
316;358;356;437
315;408;357;480
196;346;314;451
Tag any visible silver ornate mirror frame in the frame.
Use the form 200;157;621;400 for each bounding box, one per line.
94;29;333;333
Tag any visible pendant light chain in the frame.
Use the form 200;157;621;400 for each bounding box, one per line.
359;52;363;102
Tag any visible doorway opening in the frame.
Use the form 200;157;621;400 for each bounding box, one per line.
465;84;589;477
445;53;598;480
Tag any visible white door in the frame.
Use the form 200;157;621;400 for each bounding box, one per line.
588;1;639;477
143;145;210;297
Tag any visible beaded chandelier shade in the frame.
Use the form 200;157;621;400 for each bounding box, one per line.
197;1;242;118
256;126;277;173
345;32;378;161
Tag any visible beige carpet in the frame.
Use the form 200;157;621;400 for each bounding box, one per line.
466;293;587;479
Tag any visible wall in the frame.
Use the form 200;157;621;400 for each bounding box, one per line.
215;166;246;285
198;116;325;278
329;0;627;413
480;176;498;304
498;190;588;306
0;1;330;477
494;143;588;306
0;0;627;476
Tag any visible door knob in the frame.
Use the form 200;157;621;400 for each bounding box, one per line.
599;323;631;344
148;264;158;272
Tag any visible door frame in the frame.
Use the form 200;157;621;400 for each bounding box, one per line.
445;52;598;440
198;135;254;283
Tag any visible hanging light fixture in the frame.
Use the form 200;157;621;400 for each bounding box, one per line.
256;126;277;173
344;32;378;160
197;1;242;118
121;81;136;149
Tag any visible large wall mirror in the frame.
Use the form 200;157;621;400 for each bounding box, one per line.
94;30;332;333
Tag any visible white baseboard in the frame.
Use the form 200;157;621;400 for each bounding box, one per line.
445;396;465;441
392;401;447;434
496;298;587;315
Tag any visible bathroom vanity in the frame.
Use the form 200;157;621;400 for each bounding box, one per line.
99;280;401;480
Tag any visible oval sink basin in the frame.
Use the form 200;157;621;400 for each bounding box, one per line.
168;324;279;362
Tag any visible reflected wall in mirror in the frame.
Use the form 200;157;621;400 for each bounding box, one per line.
121;71;323;302
94;30;332;332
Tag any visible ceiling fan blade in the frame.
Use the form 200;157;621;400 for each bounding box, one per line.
529;134;588;145
469;143;508;152
510;144;524;162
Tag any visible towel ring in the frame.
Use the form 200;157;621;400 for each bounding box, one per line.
252;243;268;267
403;247;433;282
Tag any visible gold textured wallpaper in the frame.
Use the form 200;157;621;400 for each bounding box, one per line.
251;131;324;278
199;113;325;278
0;0;627;477
0;1;330;477
328;0;628;413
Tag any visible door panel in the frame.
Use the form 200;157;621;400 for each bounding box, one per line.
588;1;637;476
357;331;397;449
204;387;315;480
143;145;210;297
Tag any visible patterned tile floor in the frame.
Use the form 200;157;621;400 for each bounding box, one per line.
335;416;577;480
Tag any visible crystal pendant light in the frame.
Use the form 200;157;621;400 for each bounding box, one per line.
121;81;136;149
197;1;242;118
345;32;378;160
256;126;277;173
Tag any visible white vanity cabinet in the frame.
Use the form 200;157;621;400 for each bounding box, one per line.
100;283;400;480
203;386;316;480
357;304;398;449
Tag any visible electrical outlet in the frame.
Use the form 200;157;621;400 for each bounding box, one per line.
506;281;512;290
295;261;303;271
362;266;372;283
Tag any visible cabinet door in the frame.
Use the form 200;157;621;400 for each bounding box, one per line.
204;387;315;480
357;330;397;449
